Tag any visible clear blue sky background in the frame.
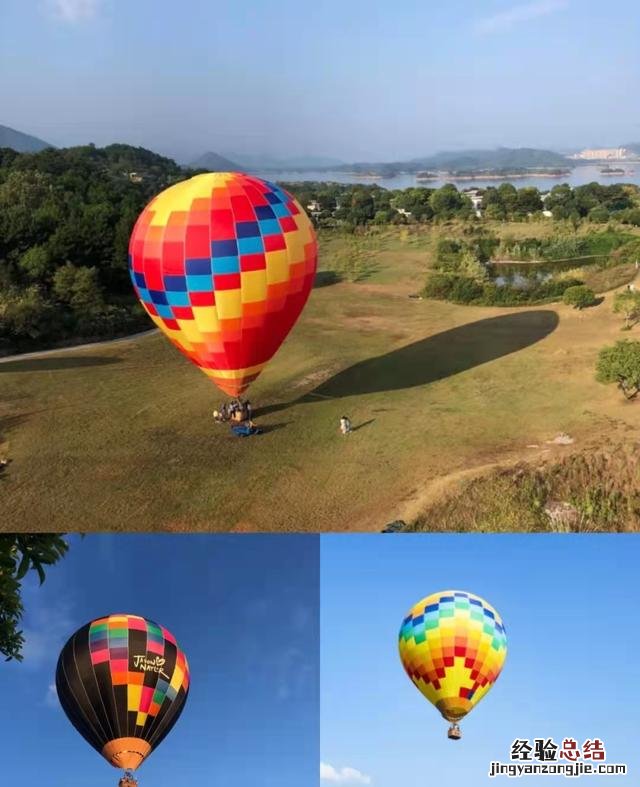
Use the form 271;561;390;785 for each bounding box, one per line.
1;1;638;161
321;535;639;785
0;534;319;787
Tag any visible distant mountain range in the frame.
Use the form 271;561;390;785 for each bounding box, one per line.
0;123;53;152
3;122;638;177
339;147;571;176
221;152;346;171
190;151;241;171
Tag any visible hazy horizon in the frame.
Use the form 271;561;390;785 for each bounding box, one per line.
1;0;639;163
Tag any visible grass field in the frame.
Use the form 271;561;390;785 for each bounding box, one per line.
1;223;639;531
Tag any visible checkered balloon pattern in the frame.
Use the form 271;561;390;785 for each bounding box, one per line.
398;590;507;723
128;172;318;396
56;614;190;760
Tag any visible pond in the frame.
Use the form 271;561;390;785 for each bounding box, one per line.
488;255;609;288
493;271;553;289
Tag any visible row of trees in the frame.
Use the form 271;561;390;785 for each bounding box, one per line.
286;181;474;226
286;180;640;228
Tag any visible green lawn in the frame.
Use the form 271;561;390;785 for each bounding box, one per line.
1;226;639;531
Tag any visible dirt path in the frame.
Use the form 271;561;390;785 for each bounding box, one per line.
0;329;157;364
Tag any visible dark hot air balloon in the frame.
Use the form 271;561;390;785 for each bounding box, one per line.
56;614;189;785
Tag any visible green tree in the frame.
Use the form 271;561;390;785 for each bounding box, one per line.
563;285;597;310
613;290;640;330
588;206;610;223
0;535;69;661
497;183;518;215
596;340;640;399
459;248;489;282
429;184;471;219
18;245;51;281
53;263;104;312
0;286;55;343
514;187;543;216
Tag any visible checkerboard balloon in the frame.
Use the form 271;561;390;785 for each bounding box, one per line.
129;173;318;396
398;590;507;724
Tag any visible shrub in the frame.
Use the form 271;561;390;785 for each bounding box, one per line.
563;285;597;309
422;273;455;299
613;290;640;330
596;340;640;399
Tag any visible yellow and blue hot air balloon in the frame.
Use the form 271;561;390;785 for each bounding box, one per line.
398;590;507;740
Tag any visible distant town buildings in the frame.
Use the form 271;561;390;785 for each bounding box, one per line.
306;200;322;218
569;147;633;160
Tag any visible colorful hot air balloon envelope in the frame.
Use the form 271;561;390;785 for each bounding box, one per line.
128;172;318;396
398;590;507;738
56;614;190;772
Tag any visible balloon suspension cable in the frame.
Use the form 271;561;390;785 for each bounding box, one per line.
447;722;462;741
118;771;138;787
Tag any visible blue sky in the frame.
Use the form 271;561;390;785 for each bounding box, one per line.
320;535;639;785
1;1;639;161
0;534;319;787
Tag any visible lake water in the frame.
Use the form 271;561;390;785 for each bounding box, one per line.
256;164;640;191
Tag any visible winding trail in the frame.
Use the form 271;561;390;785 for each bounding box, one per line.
0;329;157;364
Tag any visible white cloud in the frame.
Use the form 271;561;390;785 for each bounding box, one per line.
47;0;102;22
474;0;567;35
321;763;372;785
20;589;74;670
45;683;59;708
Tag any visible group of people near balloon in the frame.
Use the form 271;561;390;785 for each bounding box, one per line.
212;398;261;436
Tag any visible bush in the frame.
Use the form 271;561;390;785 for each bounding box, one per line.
588;206;610;223
563;285;597;309
422;273;455;299
596;340;640;399
613;290;640;329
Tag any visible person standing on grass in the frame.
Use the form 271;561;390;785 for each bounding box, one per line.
339;416;352;435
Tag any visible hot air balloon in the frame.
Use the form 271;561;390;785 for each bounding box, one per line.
128;172;318;397
398;590;507;740
56;614;190;787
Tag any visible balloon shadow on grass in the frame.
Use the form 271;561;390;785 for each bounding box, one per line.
0;355;122;373
259;310;559;414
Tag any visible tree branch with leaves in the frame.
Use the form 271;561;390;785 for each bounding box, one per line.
0;535;69;661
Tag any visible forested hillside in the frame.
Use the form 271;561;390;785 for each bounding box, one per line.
0;144;187;351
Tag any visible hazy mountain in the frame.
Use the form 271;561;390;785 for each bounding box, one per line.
341;147;571;176
223;152;345;171
0;123;53;152
190;151;241;171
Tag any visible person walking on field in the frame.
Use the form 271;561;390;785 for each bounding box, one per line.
339;416;352;435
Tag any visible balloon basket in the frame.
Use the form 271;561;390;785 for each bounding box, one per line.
119;772;138;787
447;723;462;740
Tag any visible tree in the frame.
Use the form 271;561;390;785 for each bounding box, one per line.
429;184;471;219
497;183;518;215
613;290;640;330
563;285;597;310
515;187;543;216
588;206;609;223
0;535;69;661
596;340;640;399
459;248;489;282
18;245;51;281
53;263;104;312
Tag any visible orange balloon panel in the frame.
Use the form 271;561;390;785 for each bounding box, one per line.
129;172;318;396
